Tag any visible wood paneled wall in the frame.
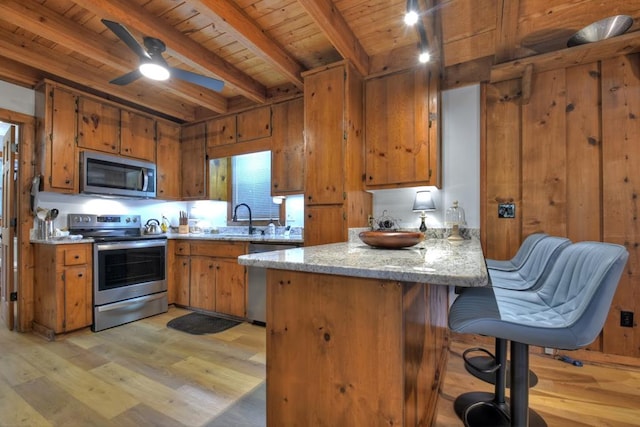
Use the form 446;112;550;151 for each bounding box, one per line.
481;53;640;358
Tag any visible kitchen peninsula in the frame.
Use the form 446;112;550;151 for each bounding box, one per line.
238;235;488;426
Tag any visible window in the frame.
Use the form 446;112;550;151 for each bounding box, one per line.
231;151;279;221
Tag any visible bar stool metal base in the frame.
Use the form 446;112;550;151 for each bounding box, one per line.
465;355;539;387
454;392;547;427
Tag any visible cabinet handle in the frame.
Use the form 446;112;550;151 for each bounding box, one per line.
65;180;71;184
74;255;79;259
78;273;83;278
209;264;214;269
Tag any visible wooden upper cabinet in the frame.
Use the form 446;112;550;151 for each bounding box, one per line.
208;157;229;201
120;110;156;162
35;84;77;192
156;121;182;200
271;98;304;196
237;106;272;142
364;66;441;189
181;122;207;200
206;115;236;148
304;65;346;205
77;97;120;154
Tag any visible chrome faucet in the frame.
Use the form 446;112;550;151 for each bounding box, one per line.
232;203;255;235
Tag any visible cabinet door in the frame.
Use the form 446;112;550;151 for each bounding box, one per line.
271;98;304;195
174;255;191;306
77;97;120;154
304;205;346;246
121;110;156;162
215;259;246;317
190;256;216;311
157;121;182;200
48;87;77;191
63;265;91;332
206;116;236;148
365;67;437;188
237;106;271;142
181;122;207;200
208;157;229;201
304;66;345;205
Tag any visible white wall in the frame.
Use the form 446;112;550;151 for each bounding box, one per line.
0;81;35;116
370;84;480;230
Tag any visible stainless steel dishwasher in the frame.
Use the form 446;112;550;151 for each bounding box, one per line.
247;243;299;324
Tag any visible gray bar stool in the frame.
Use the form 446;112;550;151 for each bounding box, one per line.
456;233;571;390
450;241;628;427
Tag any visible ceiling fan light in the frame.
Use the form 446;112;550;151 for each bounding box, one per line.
404;10;419;26
139;62;170;81
419;50;430;63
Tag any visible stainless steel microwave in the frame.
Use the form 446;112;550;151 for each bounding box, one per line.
80;152;156;198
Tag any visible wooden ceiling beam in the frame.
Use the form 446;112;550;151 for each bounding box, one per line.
0;56;42;88
0;26;195;121
491;30;640;83
493;0;521;64
187;0;305;89
72;0;267;104
0;0;227;115
297;0;370;77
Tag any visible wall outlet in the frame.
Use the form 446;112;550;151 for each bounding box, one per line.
621;311;634;328
498;203;515;218
544;347;554;355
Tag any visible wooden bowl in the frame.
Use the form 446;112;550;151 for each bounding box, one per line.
359;230;423;249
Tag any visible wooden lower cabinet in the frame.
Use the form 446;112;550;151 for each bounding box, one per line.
33;243;93;334
172;240;247;318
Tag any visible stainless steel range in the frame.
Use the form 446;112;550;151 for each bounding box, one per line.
68;214;168;332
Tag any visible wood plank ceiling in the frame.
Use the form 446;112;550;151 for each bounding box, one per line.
0;0;638;122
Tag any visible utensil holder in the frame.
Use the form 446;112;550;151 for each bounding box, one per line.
44;219;54;240
178;224;189;234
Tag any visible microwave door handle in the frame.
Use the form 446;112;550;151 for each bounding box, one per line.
141;169;148;191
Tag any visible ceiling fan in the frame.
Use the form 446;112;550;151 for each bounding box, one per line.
101;19;224;92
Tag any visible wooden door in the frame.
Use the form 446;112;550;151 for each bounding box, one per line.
174;255;191;306
236;106;271;142
304;205;346;246
1;126;16;330
156;121;182;200
364;68;431;188
189;256;216;311
63;264;91;331
271;98;304;195
77;97;120;154
120;110;156;162
304;65;345;205
181;123;207;200
215;258;246;317
206;116;236;147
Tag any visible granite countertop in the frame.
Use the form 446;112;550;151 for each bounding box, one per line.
31;232;303;245
166;232;303;244
238;238;488;288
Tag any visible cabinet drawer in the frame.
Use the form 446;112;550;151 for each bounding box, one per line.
62;246;88;266
191;241;246;258
175;241;191;256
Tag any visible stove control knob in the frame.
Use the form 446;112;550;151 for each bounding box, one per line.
83;216;91;223
132;217;138;223
125;217;131;223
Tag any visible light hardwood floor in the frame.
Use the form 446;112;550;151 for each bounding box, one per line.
1;306;639;426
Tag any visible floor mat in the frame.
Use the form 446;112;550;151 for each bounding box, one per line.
167;312;241;335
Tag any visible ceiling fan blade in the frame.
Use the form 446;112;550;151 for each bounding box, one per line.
110;69;143;85
169;67;225;92
102;19;150;60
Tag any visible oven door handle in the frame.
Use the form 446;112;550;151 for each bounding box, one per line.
96;293;166;312
95;240;166;251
